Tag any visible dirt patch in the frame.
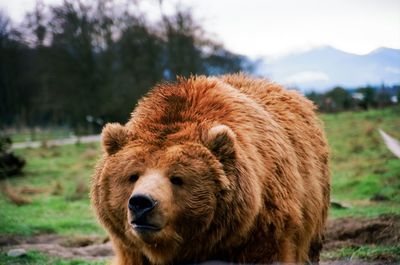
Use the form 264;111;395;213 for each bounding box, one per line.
324;214;400;250
0;215;399;262
320;262;395;265
0;234;113;261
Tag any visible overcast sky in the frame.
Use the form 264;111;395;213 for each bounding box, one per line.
1;0;399;58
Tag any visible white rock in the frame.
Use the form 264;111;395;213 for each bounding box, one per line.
7;248;27;257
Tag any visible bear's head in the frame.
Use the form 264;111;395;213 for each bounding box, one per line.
93;122;245;264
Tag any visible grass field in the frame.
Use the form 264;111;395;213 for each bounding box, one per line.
0;250;106;265
0;143;104;237
6;128;74;143
325;107;400;218
1;106;399;264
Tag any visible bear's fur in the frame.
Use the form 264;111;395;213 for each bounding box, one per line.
91;74;330;265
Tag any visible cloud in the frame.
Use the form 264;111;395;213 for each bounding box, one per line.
385;67;400;74
285;71;330;84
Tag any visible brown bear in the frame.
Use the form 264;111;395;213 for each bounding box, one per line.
91;74;330;265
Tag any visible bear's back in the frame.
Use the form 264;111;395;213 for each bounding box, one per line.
221;74;330;263
221;74;329;183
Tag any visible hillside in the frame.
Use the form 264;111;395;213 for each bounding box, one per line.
257;46;400;91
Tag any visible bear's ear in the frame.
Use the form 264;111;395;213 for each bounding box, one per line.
202;125;236;163
102;123;129;155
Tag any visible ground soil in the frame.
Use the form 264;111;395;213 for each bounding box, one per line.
324;214;400;250
1;215;399;264
0;234;112;261
322;214;400;265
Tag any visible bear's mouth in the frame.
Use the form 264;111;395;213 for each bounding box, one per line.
131;219;162;232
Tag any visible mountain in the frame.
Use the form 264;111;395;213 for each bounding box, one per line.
256;46;400;92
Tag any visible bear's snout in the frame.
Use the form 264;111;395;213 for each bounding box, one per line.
129;194;157;218
129;194;161;232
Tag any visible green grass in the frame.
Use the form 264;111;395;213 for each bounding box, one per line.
0;196;102;236
322;246;400;262
322;106;400;217
0;251;107;265
6;128;74;143
330;202;400;218
0;143;104;236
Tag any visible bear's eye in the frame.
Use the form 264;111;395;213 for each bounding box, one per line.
129;174;139;182
170;176;183;186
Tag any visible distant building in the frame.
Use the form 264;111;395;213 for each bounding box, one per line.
352;92;364;101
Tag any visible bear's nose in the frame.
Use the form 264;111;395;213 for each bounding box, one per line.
128;194;157;219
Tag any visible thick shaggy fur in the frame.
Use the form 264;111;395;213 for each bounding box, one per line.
91;74;330;265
